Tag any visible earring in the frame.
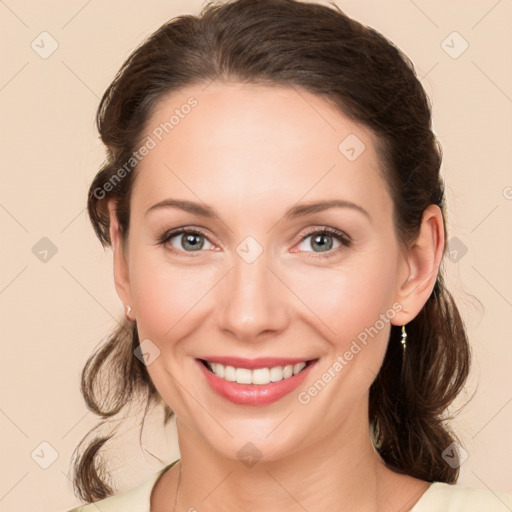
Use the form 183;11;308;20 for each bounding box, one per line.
125;304;132;320
401;325;407;352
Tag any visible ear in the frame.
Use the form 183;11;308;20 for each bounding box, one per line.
107;200;134;319
391;204;445;325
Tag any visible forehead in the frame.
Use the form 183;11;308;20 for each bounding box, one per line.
131;82;391;222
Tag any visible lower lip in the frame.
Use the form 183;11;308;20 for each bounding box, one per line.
197;359;317;406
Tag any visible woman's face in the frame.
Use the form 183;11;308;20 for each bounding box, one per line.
111;82;414;462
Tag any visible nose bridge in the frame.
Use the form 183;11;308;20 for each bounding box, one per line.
216;246;288;340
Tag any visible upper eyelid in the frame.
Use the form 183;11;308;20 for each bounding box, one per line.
161;228;215;246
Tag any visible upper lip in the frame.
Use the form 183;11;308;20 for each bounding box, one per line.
198;356;316;369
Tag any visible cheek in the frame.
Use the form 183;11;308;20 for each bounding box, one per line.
128;250;217;341
283;253;398;347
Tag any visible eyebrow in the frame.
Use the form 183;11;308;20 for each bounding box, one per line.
145;198;370;221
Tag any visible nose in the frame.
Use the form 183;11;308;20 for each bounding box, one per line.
215;250;290;343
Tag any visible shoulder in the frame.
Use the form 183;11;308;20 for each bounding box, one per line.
64;462;176;512
412;481;512;512
64;479;154;512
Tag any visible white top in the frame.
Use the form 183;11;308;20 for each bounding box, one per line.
66;462;512;512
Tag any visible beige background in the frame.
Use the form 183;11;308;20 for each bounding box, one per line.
1;1;511;511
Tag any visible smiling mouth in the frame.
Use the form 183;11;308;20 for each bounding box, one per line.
198;358;317;386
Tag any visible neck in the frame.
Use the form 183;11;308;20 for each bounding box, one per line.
169;406;426;512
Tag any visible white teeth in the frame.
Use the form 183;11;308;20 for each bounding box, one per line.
293;362;306;374
235;368;252;384
252;367;270;385
205;360;308;385
269;366;283;382
224;365;236;381
212;363;224;378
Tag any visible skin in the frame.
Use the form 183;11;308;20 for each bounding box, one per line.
108;82;444;511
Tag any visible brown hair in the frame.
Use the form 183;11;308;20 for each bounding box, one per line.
72;0;471;501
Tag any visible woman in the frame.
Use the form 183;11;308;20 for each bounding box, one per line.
66;0;512;510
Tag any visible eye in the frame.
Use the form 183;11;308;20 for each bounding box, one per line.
295;227;351;258
158;228;215;255
157;226;352;258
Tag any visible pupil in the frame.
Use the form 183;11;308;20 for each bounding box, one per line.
313;234;332;252
184;233;203;251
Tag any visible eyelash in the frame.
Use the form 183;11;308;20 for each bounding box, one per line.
157;226;352;259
